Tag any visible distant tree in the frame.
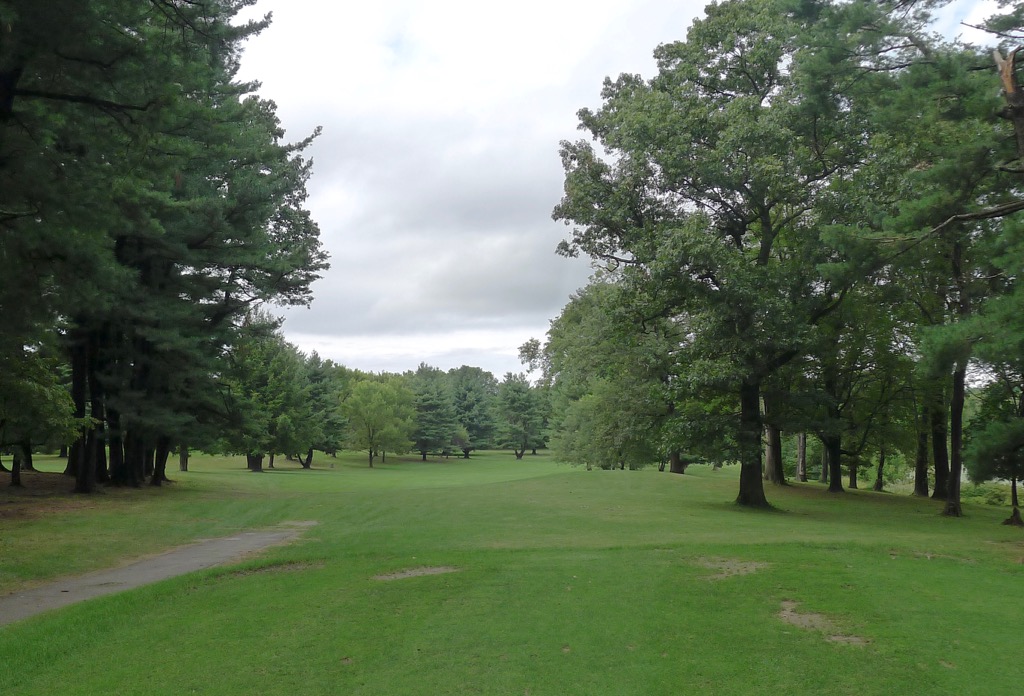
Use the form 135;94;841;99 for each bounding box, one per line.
497;373;544;460
343;379;415;467
407;364;459;460
448;366;499;458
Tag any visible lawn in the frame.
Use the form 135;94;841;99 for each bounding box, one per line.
1;451;1022;695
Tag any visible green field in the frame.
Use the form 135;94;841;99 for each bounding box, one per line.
1;452;1022;695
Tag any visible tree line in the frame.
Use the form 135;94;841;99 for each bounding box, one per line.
214;325;549;471
540;0;1024;521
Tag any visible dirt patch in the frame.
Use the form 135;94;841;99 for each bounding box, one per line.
227;560;325;578
694;557;769;580
779;600;869;645
372;566;460;581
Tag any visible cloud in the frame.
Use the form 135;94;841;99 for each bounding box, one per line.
239;0;708;375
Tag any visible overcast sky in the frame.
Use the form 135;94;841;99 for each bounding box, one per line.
236;0;997;379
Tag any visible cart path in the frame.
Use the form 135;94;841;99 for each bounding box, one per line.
0;521;318;628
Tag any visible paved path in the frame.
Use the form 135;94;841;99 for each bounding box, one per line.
0;522;316;627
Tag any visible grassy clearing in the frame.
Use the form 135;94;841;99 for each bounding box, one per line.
1;451;1023;695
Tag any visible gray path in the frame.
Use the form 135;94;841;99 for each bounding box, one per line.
0;522;316;627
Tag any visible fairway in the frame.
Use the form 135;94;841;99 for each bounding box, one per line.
1;453;1022;695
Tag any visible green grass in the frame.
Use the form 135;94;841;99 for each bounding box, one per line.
2;451;1023;695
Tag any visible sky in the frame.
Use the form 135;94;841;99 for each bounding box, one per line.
235;0;999;379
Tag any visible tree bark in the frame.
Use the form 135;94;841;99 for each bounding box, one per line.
796;433;807;483
268;452;275;469
819;447;828;484
10;446;22;487
873;446;886;492
70;332;95;494
247;453;264;472
302;447;313;469
179;445;189;472
930;401;949;500
943;362;966;517
150;436;170;485
825;434;843;493
913;404;930;497
669;451;686;474
736;381;770;507
1005;477;1024;526
848;458;858;489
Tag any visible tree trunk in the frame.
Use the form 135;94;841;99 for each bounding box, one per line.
150;436;170;486
1005;478;1024;526
736;381;770;507
796;433;807;483
825;434;843;493
368;450;374;468
59;445;68;458
87;360;108;484
268;452;275;469
848;457;859;489
179;445;189;472
247;453;264;472
302;447;313;469
930;399;950;500
70;332;95;494
873;447;886;492
913;404;930;497
421;451;427;461
764;425;785;485
943;363;966;517
515;448;525;460
819;447;828;484
143;448;155;478
669;451;686;474
10;447;22;487
462;448;471;459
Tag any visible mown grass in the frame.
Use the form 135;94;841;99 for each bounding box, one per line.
1;451;1022;695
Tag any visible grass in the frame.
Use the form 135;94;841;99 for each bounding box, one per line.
1;451;1023;695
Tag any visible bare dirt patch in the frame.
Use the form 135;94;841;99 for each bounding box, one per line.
227;560;325;578
372;566;461;581
694;557;769;580
779;600;869;645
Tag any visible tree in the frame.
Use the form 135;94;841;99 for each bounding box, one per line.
343;379;415;467
408;364;459;460
497;373;544;460
448;366;499;458
553;0;909;506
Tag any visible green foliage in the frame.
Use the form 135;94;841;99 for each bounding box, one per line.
343;378;416;465
496;373;545;458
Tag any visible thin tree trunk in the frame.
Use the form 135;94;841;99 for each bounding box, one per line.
848;458;858;489
913;404;930;497
368;450;374;468
873;446;886;492
150;436;170;486
70;332;95;494
268;452;275;469
10;447;22;487
825;434;843;493
179;445;189;472
1006;477;1023;526
736;381;770;507
943;363;967;517
796;433;807;483
931;398;950;500
302;447;313;469
819;447;828;484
